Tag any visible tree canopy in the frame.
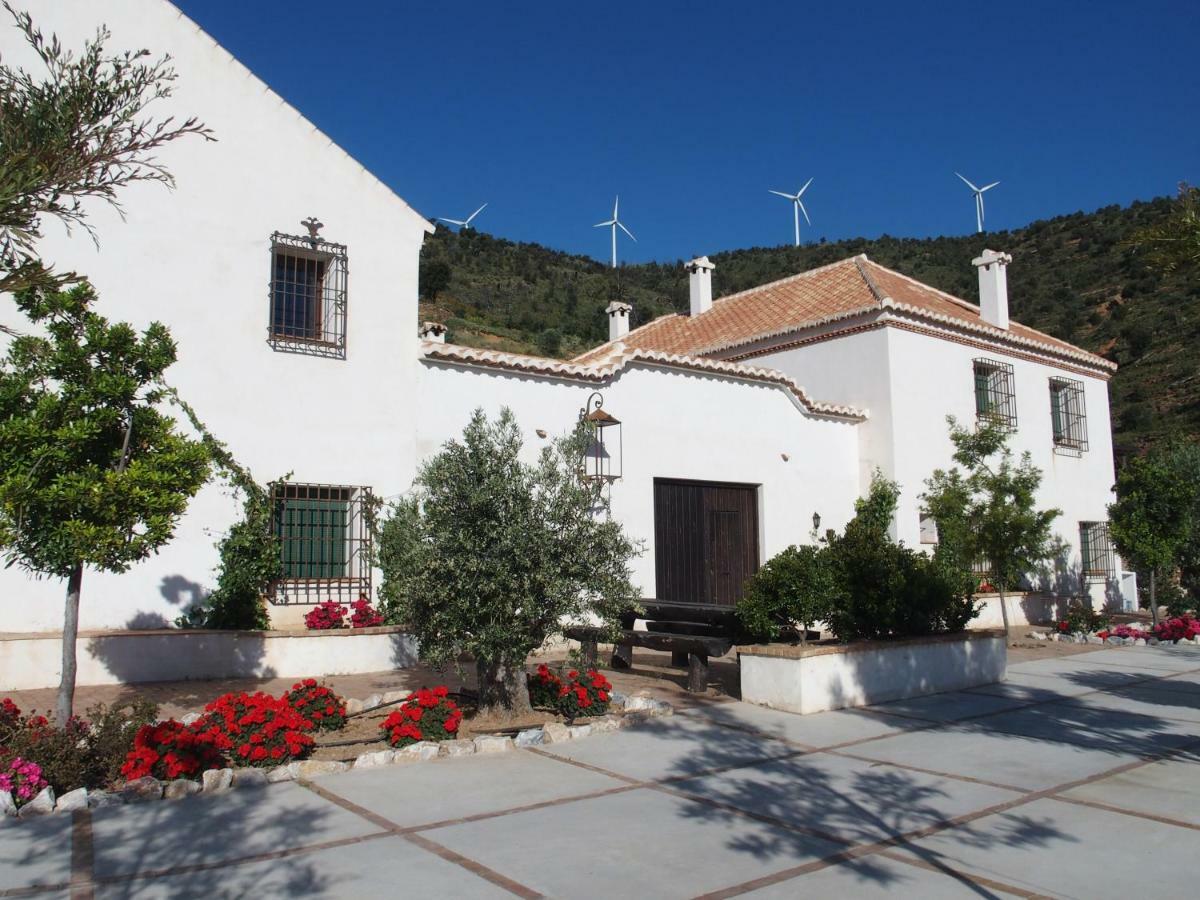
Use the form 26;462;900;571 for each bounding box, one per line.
923;419;1062;633
378;408;641;716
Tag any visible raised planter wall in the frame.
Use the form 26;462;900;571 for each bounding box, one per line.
970;593;1061;629
0;627;418;691
738;630;1007;715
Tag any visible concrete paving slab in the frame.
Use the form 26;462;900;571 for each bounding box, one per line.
314;749;627;827
979;701;1200;755
427;785;845;900
681;699;923;747
962;679;1076;703
1057;756;1200;826
896;796;1195;899
847;722;1143;791
743;853;1021;898
90;781;379;879
0;814;73;891
1128;669;1200;696
1067;646;1200;673
538;714;798;782
870;689;1030;723
94;833;510;900
670;751;1020;845
1072;683;1200;724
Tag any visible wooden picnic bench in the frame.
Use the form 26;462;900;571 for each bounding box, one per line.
564;601;738;693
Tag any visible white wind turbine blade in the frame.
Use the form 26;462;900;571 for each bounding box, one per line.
438;218;467;226
797;198;811;226
797;176;814;197
465;203;488;224
978;181;1000;193
955;172;980;192
594;219;616;228
613;196;620;219
769;189;796;200
618;221;636;242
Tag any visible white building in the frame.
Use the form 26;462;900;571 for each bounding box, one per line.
0;0;1127;640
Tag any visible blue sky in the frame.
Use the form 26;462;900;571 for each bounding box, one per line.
176;0;1198;264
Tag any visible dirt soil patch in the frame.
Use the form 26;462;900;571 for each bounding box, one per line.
309;700;566;763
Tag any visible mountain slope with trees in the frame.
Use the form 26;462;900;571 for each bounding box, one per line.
418;195;1199;452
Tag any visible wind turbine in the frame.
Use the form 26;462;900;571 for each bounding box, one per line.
955;173;999;233
438;202;488;230
769;178;814;247
594;196;635;268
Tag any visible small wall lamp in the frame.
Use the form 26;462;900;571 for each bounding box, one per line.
812;511;821;532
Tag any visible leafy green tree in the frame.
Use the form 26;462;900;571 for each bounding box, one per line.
419;259;451;301
379;408;640;717
1108;440;1200;624
0;284;210;721
535;327;563;358
375;495;424;625
923;418;1061;636
0;4;213;298
1128;183;1200;273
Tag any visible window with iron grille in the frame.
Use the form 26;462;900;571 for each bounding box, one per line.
268;231;348;359
269;482;372;604
1049;377;1088;452
1079;521;1115;581
973;358;1017;429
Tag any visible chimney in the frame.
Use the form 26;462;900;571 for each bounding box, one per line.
972;249;1012;330
686;256;715;316
419;321;447;343
605;300;632;342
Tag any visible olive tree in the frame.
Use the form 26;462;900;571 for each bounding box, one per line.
0;3;212;299
379;408;640;717
923;418;1061;636
0;283;210;722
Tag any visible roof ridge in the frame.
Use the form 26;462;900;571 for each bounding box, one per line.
862;258;981;314
853;256;888;306
422;341;868;420
707;254;867;308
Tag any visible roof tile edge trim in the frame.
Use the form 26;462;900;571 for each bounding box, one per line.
420;341;868;421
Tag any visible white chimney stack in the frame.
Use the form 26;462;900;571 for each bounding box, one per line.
972;249;1012;330
419;321;447;343
605;300;632;342
686;255;715;317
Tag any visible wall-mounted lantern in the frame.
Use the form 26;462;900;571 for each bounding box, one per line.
812;511;822;532
579;391;622;486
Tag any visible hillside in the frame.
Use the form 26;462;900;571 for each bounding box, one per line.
418;197;1199;453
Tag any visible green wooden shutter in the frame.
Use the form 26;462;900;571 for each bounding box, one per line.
279;495;348;578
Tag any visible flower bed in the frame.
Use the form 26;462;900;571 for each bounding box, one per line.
529;665;612;718
1;668;674;819
303;596;385;630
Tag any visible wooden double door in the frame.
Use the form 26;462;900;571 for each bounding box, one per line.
653;479;760;607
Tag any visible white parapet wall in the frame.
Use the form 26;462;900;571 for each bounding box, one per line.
0;627;419;691
738;630;1007;715
970;593;1062;630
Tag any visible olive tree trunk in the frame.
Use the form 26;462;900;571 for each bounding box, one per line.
475;656;533;719
56;562;83;725
1149;569;1160;628
996;586;1012;641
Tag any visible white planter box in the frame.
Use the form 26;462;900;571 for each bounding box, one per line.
738;630;1006;715
0;627;418;691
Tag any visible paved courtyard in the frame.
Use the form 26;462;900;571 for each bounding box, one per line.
3;644;1198;899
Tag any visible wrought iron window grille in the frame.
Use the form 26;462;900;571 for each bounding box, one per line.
269;482;372;605
267;230;348;359
1050;377;1088;453
973;358;1017;430
1079;521;1116;582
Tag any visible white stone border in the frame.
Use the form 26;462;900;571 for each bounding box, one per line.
2;691;674;819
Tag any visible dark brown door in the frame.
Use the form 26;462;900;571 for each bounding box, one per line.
654;479;759;606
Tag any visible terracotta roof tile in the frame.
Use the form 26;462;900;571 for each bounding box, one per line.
575;255;1115;372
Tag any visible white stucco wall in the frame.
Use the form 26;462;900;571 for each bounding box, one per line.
417;360;863;597
883;326;1119;604
753;320;1121;607
0;0;430;631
